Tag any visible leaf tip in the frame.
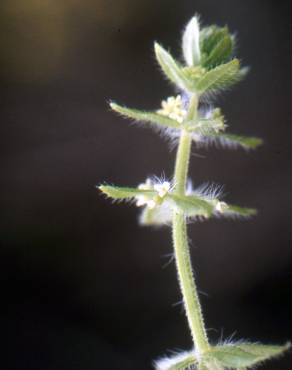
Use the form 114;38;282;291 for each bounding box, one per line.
98;185;114;198
282;341;292;353
154;41;160;54
182;15;201;66
109;101;118;111
242;137;263;150
248;208;258;216
154;42;165;60
98;185;107;194
154;41;160;50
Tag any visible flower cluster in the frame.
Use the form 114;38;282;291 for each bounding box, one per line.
214;200;229;213
136;178;171;209
157;95;187;123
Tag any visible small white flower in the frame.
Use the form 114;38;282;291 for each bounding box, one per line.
147;199;157;209
157;95;187;123
154;181;171;198
135;178;172;210
136;178;157;208
136;197;149;207
215;201;228;213
138;178;153;191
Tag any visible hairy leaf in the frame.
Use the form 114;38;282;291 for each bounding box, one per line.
187;119;226;135
192;132;263;150
195;59;241;93
205;343;290;368
200;26;235;68
99;185;156;200
182;16;201;66
167;194;213;218
224;204;257;218
110;102;181;129
200;26;228;56
203;34;233;68
154;42;193;91
212;133;263;149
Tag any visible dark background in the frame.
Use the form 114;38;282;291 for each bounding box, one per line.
1;0;292;369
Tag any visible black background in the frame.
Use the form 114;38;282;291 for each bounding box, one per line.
1;0;292;369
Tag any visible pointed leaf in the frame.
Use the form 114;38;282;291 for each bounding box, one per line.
154;42;193;91
110;102;181;129
203;34;233;68
167;194;213;218
182;16;201;66
224;204;257;218
206;343;290;368
212;133;263;149
200;26;235;69
192;132;263;150
187;108;226;134
187;119;225;135
99;185;156;200
195;59;241;93
200;26;229;56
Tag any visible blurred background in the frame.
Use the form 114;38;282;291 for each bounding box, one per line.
1;0;292;369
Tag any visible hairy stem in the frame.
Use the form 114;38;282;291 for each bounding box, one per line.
172;94;209;355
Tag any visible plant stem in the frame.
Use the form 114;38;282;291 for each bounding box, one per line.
172;94;210;355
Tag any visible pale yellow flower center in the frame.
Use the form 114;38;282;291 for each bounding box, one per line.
157;95;187;123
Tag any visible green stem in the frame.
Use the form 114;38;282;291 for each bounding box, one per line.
172;94;210;355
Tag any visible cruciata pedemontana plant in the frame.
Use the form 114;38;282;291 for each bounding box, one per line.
99;16;290;370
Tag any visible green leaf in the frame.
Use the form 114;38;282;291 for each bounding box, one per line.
225;204;257;218
110;102;181;129
200;26;228;56
195;59;241;93
187;119;223;135
182;16;201;66
205;342;290;368
167;194;213;218
212;133;263;150
203;34;233;69
200;26;235;69
187;120;226;135
192;132;263;150
187;108;226;135
154;42;193;92
99;185;156;200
